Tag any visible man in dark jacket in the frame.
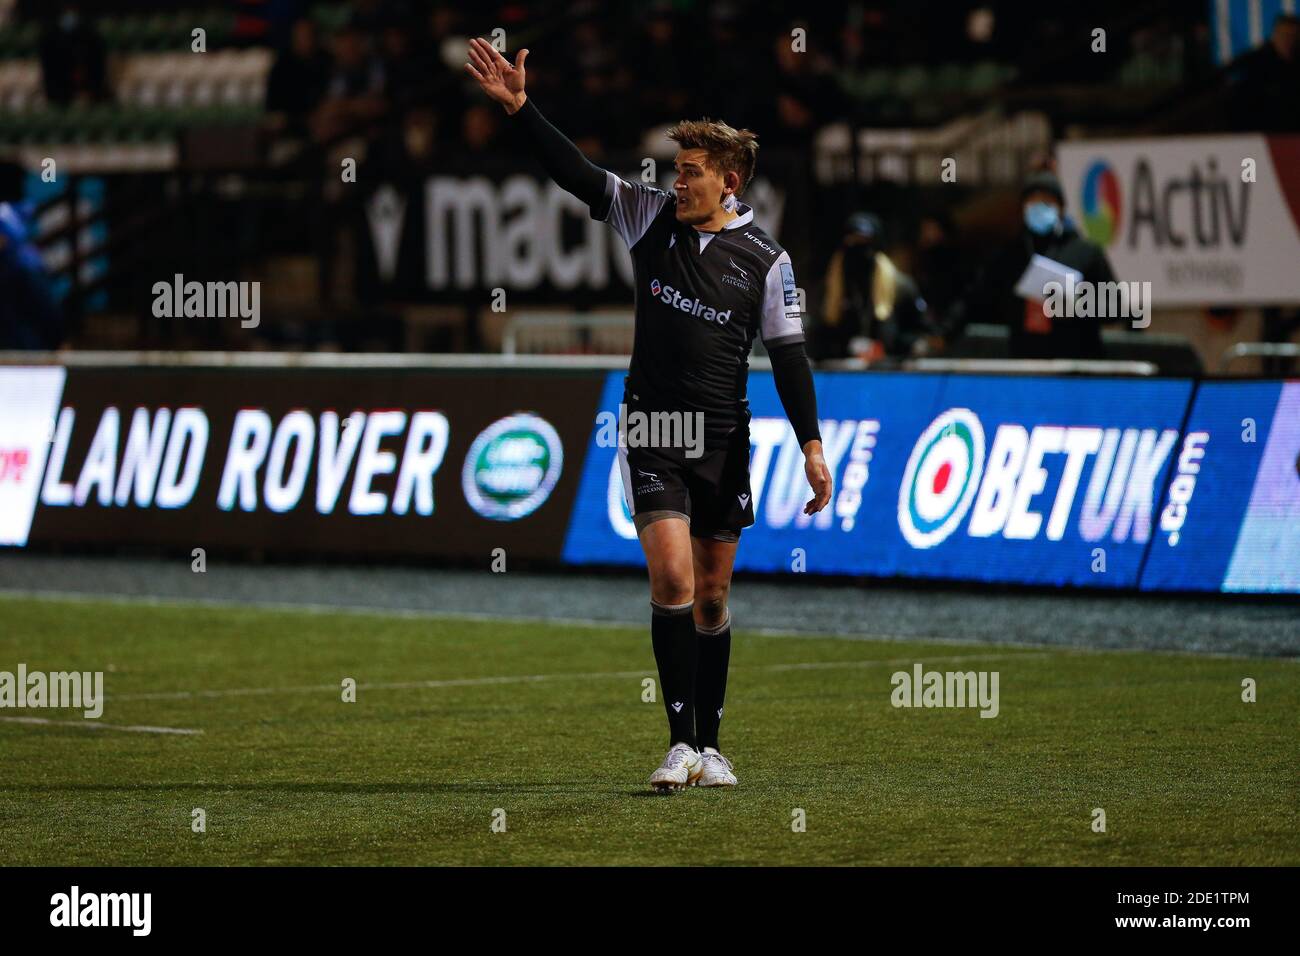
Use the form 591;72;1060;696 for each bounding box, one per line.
950;171;1119;360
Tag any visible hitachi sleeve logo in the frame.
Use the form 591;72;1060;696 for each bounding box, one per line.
649;278;731;324
743;232;777;255
899;409;1180;547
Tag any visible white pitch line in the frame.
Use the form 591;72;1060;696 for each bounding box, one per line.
0;716;202;735
0;588;1291;663
108;652;1044;703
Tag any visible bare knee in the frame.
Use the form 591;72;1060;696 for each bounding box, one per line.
694;582;729;630
650;571;694;608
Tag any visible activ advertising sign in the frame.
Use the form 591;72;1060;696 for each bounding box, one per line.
562;372;1196;588
1057;135;1300;306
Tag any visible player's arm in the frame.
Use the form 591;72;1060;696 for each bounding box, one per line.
465;38;668;242
464;39;607;209
762;253;832;516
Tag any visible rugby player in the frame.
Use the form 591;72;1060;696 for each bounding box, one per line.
466;39;832;791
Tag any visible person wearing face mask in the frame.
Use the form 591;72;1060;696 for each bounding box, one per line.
948;170;1118;360
812;212;926;362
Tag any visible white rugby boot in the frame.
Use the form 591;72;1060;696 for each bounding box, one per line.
694;748;737;787
648;742;703;792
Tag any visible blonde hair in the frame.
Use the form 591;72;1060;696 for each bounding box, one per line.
666;119;759;194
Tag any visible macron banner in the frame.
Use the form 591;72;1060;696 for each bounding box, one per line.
1057;135;1300;306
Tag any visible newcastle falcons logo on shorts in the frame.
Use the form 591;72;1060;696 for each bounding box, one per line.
635;467;665;497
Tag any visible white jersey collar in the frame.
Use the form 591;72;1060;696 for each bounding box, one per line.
692;201;754;250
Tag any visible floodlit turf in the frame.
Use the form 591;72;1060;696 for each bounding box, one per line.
0;594;1296;866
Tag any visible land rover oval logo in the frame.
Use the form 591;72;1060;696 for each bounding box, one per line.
462;414;564;521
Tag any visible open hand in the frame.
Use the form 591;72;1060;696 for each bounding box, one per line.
465;37;528;113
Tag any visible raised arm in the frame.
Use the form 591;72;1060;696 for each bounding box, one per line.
464;39;606;209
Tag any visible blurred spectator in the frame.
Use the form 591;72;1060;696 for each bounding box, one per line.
912;211;965;327
38;4;107;106
367;106;437;178
0;201;62;350
312;21;388;142
758;24;844;147
265;17;331;131
379;16;427;113
425;6;469;147
232;0;309;49
948;171;1119;360
811;212;927;362
1228;13;1300;132
636;9;693;126
461;104;500;157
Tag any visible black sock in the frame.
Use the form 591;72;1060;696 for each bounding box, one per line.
694;611;731;752
650;600;697;749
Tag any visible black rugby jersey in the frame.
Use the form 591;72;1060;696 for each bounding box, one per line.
591;173;805;445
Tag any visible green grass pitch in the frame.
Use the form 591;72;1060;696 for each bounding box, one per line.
0;594;1295;866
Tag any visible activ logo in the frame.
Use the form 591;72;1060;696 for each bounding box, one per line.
462;413;563;521
1080;159;1122;246
898;409;986;548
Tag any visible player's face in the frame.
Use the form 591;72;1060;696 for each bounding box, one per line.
673;149;727;225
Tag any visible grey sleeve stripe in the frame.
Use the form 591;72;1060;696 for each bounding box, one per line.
605;174;670;248
590;170;617;222
759;251;805;344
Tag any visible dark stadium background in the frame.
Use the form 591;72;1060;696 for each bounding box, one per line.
0;0;1296;878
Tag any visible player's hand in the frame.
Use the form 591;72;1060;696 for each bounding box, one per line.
802;440;832;515
465;37;528;114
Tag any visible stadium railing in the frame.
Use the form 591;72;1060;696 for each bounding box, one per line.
501;311;634;356
1221;342;1300;371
